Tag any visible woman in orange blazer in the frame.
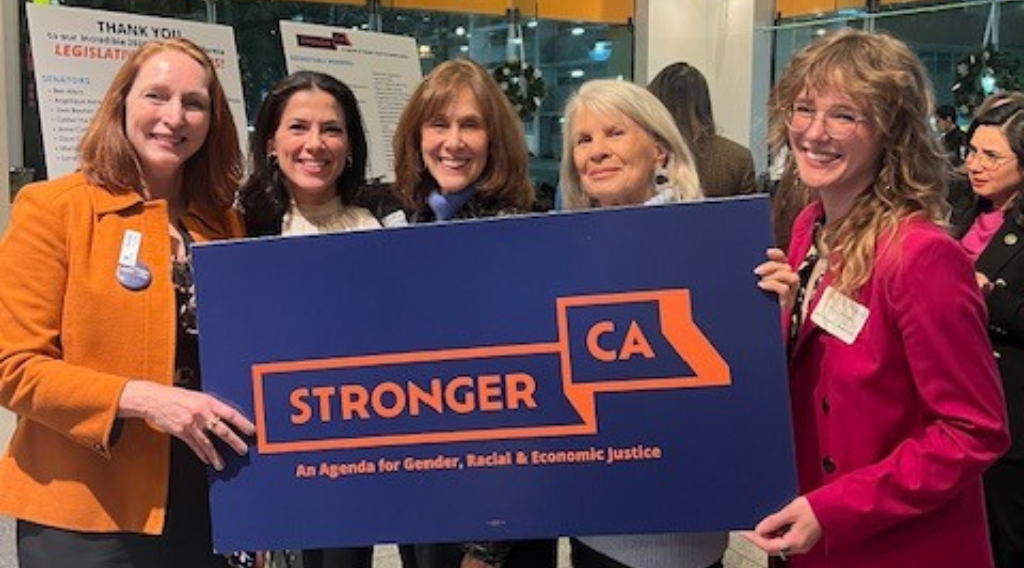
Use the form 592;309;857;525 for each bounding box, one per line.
0;38;255;568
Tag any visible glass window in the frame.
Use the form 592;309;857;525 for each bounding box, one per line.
876;4;999;114
17;0;633;203
771;0;1024;127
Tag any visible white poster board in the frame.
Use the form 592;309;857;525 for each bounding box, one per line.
279;21;422;184
26;4;248;179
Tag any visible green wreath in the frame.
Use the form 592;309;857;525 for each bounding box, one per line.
492;60;546;121
952;45;1023;118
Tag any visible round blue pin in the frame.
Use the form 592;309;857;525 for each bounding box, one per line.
117;262;152;291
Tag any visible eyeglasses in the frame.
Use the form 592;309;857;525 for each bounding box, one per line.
965;146;1017;171
785;104;868;140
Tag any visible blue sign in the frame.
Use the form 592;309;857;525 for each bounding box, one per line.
193;196;796;552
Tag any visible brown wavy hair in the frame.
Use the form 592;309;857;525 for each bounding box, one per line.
647;61;717;147
767;29;949;294
79;37;241;212
391;58;533;210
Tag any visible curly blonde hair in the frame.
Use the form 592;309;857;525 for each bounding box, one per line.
768;29;949;294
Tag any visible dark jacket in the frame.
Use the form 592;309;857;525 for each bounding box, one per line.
692;134;757;198
409;194;524;224
953;197;1024;461
943;127;967;167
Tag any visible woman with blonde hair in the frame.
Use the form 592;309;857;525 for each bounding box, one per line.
0;38;254;567
560;79;700;211
752;29;1008;567
560;78;724;568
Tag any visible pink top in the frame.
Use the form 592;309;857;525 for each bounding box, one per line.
961;207;1005;261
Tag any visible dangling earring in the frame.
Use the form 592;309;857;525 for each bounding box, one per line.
652;166;672;193
346;154;353;168
268;152;279;168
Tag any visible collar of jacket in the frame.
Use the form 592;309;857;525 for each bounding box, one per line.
952;194;1024;239
90;177;228;235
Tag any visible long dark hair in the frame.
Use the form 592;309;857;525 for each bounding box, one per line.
239;71;368;236
966;99;1024;165
966;96;1024;225
647;61;716;147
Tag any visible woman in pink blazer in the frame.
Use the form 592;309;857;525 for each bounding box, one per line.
750;29;1009;568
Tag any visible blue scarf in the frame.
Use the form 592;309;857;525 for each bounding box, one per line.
427;185;478;221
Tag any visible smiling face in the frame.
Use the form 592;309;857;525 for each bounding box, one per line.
124;49;211;190
420;87;489;195
967;125;1023;210
788;88;881;214
269;88;350;206
571;105;667;207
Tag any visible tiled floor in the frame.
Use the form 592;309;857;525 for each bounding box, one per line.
370;535;767;568
0;518;767;568
0;517;12;568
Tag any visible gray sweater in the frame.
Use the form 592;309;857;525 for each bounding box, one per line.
577;532;728;568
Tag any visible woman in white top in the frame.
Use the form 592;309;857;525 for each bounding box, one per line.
239;70;404;238
237;70;403;568
559;79;725;568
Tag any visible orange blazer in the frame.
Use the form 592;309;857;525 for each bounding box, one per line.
0;172;243;534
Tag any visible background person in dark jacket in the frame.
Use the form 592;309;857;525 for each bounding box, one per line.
951;93;1024;568
936;103;966;168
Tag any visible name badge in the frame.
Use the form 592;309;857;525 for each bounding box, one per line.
116;229;151;291
119;230;142;267
810;286;869;345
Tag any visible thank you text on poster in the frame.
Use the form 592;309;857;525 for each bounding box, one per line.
26;4;247;178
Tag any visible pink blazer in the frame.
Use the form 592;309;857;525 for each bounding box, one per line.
785;202;1008;568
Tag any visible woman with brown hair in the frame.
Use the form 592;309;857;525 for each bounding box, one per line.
391;58;551;568
0;38;255;568
752;29;1008;567
392;58;533;221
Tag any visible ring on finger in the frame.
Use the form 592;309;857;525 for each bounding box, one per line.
779;546;791;561
207;416;221;431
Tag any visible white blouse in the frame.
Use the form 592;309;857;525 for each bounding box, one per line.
281;198;381;237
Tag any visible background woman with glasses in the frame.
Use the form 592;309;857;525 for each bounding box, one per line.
751;29;1008;568
951;93;1024;568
